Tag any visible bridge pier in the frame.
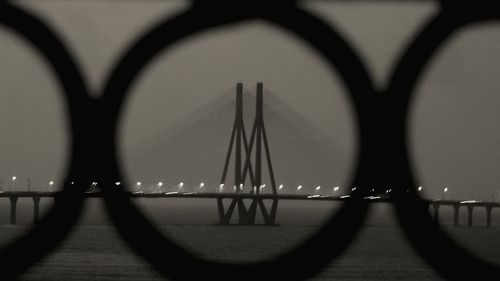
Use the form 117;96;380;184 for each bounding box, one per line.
33;196;41;224
453;204;460;227
217;83;279;226
217;198;228;224
467;205;474;227
486;206;492;228
433;204;440;223
10;196;18;225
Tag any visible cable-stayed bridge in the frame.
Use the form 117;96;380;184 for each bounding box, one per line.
1;190;500;228
1;83;499;227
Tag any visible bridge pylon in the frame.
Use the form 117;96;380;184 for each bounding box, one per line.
217;82;278;225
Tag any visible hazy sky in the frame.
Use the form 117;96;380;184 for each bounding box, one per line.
1;1;500;201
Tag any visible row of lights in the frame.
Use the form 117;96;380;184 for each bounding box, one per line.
0;176;55;188
214;184;344;192
0;177;451;197
123;184;452;199
1;177;446;191
3;176;55;184
84;182;452;200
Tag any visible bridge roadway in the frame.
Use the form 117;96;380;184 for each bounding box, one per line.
1;191;499;226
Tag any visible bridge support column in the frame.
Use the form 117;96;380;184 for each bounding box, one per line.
433;204;440;223
10;196;18;225
33;196;41;224
467;205;474;227
217;198;227;224
486;206;492;228
453;205;460;227
217;83;279;226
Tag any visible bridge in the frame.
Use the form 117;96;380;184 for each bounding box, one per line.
1;83;498;227
1;191;500;227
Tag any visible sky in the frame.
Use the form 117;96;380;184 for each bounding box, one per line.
1;1;500;201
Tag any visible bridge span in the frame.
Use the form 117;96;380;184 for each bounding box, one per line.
1;191;499;227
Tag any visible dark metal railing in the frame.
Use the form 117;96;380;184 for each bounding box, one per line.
1;1;499;280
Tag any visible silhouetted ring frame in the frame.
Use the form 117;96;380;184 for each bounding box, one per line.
102;3;374;280
2;1;500;280
387;4;500;280
0;2;91;279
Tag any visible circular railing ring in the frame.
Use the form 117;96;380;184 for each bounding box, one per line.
387;6;500;280
100;4;376;280
4;1;500;280
0;2;90;278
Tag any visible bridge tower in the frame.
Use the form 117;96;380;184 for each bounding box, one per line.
217;82;278;225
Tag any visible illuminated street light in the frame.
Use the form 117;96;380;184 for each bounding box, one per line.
134;182;142;192
197;182;205;193
10;176;16;190
418;186;422;191
442;187;448;200
176;182;184;193
333;186;340;192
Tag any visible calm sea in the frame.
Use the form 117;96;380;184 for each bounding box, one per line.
1;199;500;280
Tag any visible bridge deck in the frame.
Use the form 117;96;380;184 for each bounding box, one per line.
1;191;500;207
